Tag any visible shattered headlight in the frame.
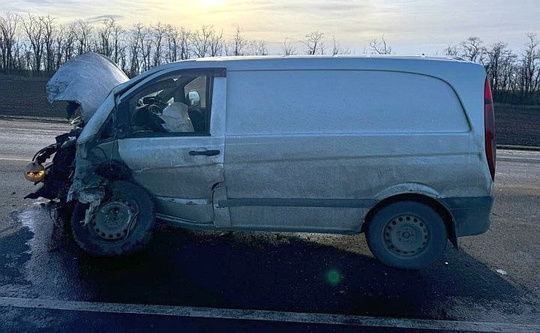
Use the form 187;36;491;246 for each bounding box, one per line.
24;162;45;182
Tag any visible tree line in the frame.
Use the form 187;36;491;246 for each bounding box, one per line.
0;13;347;77
445;35;540;105
1;12;539;105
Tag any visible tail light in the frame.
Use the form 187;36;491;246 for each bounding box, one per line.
484;79;496;180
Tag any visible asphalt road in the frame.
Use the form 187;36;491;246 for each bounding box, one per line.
0;119;539;332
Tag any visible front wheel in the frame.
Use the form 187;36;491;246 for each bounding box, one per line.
366;201;448;270
71;181;156;256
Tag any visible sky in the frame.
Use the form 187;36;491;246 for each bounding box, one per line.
2;0;539;55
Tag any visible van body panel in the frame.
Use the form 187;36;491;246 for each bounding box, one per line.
223;134;488;198
229;206;367;233
113;76;228;223
223;134;489;230
117;136;224;222
220;67;489;230
225;70;470;135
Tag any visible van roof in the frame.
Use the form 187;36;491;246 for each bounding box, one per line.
188;54;461;63
140;54;479;77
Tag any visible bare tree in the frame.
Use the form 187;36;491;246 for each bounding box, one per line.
499;49;518;95
42;15;55;72
164;25;191;62
227;25;247;56
22;43;32;70
303;31;325;55
0;12;20;71
74;20;93;55
117;45;128;73
518;33;540;101
369;34;392;54
128;23;145;76
164;26;191;61
247;40;267;55
444;44;459;57
96;18;124;63
53;24;66;70
178;27;191;60
165;24;179;62
485;42;517;100
282;38;296;55
61;23;77;63
12;40;25;70
111;20;125;64
97;18;115;57
226;26;266;56
152;22;166;66
460;36;485;63
191;25;213;58
331;36;351;55
190;25;223;58
140;25;153;71
22;14;46;72
208;28;224;57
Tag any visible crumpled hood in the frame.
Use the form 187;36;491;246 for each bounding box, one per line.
46;53;129;122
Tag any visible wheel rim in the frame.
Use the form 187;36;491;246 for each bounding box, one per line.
383;214;429;257
92;198;138;241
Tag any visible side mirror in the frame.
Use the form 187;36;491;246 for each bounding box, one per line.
187;90;201;107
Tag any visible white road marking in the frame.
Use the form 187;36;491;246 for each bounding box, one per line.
0;157;29;162
497;150;540;163
498;157;540;163
1;296;538;332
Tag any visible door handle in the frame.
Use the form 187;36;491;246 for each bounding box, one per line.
189;149;220;156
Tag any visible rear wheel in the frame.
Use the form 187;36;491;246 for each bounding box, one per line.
71;181;155;256
366;201;447;269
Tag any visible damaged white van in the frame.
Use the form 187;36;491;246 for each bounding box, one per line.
25;53;496;269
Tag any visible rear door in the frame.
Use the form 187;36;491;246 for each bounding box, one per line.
114;68;227;223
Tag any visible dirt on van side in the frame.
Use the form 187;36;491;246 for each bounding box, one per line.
0;74;538;147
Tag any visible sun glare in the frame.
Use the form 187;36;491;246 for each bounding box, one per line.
200;0;225;6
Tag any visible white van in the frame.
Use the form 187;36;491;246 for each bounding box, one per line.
26;54;495;269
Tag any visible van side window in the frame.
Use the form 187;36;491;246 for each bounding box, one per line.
128;74;211;135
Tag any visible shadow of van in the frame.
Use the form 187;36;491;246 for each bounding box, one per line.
65;226;532;321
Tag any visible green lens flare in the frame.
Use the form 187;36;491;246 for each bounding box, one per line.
326;269;342;286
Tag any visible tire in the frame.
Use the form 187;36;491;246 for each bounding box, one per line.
71;181;156;256
366;201;448;270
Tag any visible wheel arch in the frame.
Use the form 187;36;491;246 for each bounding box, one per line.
362;193;458;248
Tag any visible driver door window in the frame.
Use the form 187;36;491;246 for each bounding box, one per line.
128;73;211;135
